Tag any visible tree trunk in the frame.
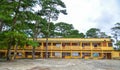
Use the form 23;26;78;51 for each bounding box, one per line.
13;43;18;60
45;18;50;59
45;36;48;58
32;47;35;59
32;20;39;59
32;37;36;59
0;20;3;32
6;45;11;61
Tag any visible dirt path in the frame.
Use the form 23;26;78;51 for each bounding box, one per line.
0;59;120;70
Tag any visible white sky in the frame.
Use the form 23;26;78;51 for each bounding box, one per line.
56;0;120;35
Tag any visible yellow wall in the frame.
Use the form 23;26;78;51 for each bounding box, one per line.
112;51;120;58
1;38;120;59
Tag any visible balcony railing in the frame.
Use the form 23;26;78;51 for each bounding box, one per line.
71;46;82;50
51;46;62;50
23;46;114;51
82;46;91;50
92;47;102;50
102;47;113;50
62;46;71;50
24;46;33;50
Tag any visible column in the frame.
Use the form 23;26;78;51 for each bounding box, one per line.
80;42;82;49
41;52;43;58
81;51;82;58
90;42;92;50
70;42;72;50
50;42;53;58
61;42;62;50
90;42;93;58
50;51;53;58
70;42;72;58
106;42;108;47
71;51;72;58
60;51;62;58
51;42;53;50
41;42;43;50
91;51;93;58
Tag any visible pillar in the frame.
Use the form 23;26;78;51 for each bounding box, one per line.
50;51;53;58
41;52;43;58
90;42;92;49
60;51;62;58
81;51;82;58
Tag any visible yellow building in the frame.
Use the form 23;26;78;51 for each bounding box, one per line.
0;38;120;59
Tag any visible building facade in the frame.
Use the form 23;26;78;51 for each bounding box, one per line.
0;38;120;59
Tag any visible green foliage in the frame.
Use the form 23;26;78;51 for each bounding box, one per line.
115;41;120;50
64;30;85;38
38;0;67;21
54;22;84;38
111;23;120;43
111;23;120;50
27;40;39;48
112;23;120;30
55;22;72;37
115;41;120;46
86;28;110;38
0;31;27;49
86;28;100;38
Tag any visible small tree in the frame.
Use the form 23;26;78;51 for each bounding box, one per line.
112;23;120;49
0;31;27;60
114;41;120;50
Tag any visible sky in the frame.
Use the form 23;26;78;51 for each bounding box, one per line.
55;0;120;35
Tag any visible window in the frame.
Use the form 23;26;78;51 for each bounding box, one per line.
92;43;101;47
55;52;61;57
82;43;90;47
38;43;41;47
93;53;99;57
11;52;14;55
17;52;22;56
53;43;61;47
26;44;29;47
62;43;70;47
72;43;80;46
62;43;65;47
65;43;70;46
108;43;112;47
72;52;80;56
44;43;51;47
62;52;71;56
56;43;61;47
103;40;107;46
82;52;91;57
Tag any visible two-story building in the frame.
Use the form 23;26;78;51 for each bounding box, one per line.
0;38;120;59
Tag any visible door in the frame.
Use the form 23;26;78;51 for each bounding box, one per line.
107;53;111;59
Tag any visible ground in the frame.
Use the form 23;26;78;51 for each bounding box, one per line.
0;59;120;70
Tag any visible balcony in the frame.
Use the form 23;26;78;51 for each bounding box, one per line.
42;46;52;50
24;46;33;50
92;47;102;50
71;46;81;50
35;46;42;50
102;47;113;50
62;46;71;50
82;46;91;50
51;46;61;50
